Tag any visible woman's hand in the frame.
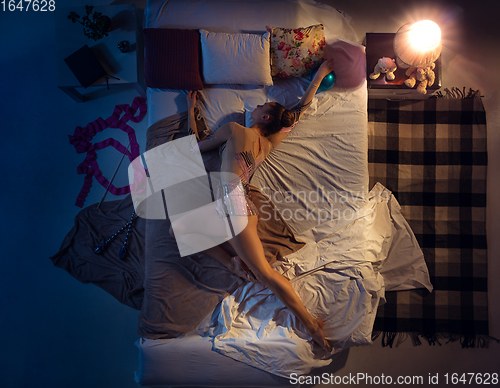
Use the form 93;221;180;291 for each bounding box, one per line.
314;58;335;81
186;90;200;112
308;318;333;352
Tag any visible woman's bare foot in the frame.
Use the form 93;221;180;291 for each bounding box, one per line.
308;318;332;352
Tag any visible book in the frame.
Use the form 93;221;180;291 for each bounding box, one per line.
64;45;107;88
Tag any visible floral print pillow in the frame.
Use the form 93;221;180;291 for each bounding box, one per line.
267;24;326;79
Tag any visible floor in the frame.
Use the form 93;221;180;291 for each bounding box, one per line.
1;0;499;387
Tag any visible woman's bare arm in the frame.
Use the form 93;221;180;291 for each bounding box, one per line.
187;90;200;137
268;59;335;148
187;91;232;152
296;58;335;117
196;123;232;152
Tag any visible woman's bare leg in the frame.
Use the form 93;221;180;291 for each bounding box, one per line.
169;207;254;280
170;204;330;349
229;215;331;351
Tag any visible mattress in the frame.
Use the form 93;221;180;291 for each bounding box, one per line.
136;0;432;385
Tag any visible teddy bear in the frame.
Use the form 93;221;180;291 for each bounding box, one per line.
369;57;397;81
404;63;436;94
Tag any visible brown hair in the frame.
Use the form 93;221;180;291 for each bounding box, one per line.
261;102;295;137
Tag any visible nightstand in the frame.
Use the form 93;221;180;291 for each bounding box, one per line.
365;33;442;100
55;4;145;102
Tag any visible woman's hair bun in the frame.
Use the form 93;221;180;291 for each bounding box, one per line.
261;102;296;137
280;109;295;128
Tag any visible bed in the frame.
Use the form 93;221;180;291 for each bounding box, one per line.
132;0;433;385
51;0;433;386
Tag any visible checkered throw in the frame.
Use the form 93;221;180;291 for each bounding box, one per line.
368;91;492;347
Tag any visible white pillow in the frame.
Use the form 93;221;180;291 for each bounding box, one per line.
200;29;273;86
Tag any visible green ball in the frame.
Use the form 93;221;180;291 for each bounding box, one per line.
310;67;336;91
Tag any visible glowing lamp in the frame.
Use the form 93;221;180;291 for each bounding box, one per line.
394;20;442;68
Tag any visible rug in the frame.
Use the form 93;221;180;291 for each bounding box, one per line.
368;88;492;347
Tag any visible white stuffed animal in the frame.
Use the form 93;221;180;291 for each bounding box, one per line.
369;57;397;81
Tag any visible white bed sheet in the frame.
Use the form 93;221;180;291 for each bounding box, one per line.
135;184;433;384
137;0;433;384
134;335;296;387
209;184;433;378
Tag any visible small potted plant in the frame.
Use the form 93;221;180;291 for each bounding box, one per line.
68;5;112;41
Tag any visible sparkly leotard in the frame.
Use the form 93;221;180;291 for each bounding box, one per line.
215;122;273;218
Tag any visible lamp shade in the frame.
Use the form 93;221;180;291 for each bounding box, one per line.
394;20;442;68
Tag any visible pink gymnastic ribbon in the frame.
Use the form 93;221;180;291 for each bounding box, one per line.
69;96;147;208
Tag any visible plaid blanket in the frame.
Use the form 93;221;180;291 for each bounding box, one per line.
368;90;492;347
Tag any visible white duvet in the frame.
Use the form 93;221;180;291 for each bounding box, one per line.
207;183;432;378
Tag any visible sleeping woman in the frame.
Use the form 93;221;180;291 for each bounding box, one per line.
170;59;335;352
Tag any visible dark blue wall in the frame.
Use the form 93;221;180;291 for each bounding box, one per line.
1;2;147;387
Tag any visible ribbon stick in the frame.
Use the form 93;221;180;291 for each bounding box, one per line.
97;142;130;210
69;96;147;208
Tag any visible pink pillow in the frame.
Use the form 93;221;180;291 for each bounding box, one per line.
267;24;326;79
143;28;203;90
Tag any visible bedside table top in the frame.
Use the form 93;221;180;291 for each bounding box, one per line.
366;32;442;90
55;4;139;88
